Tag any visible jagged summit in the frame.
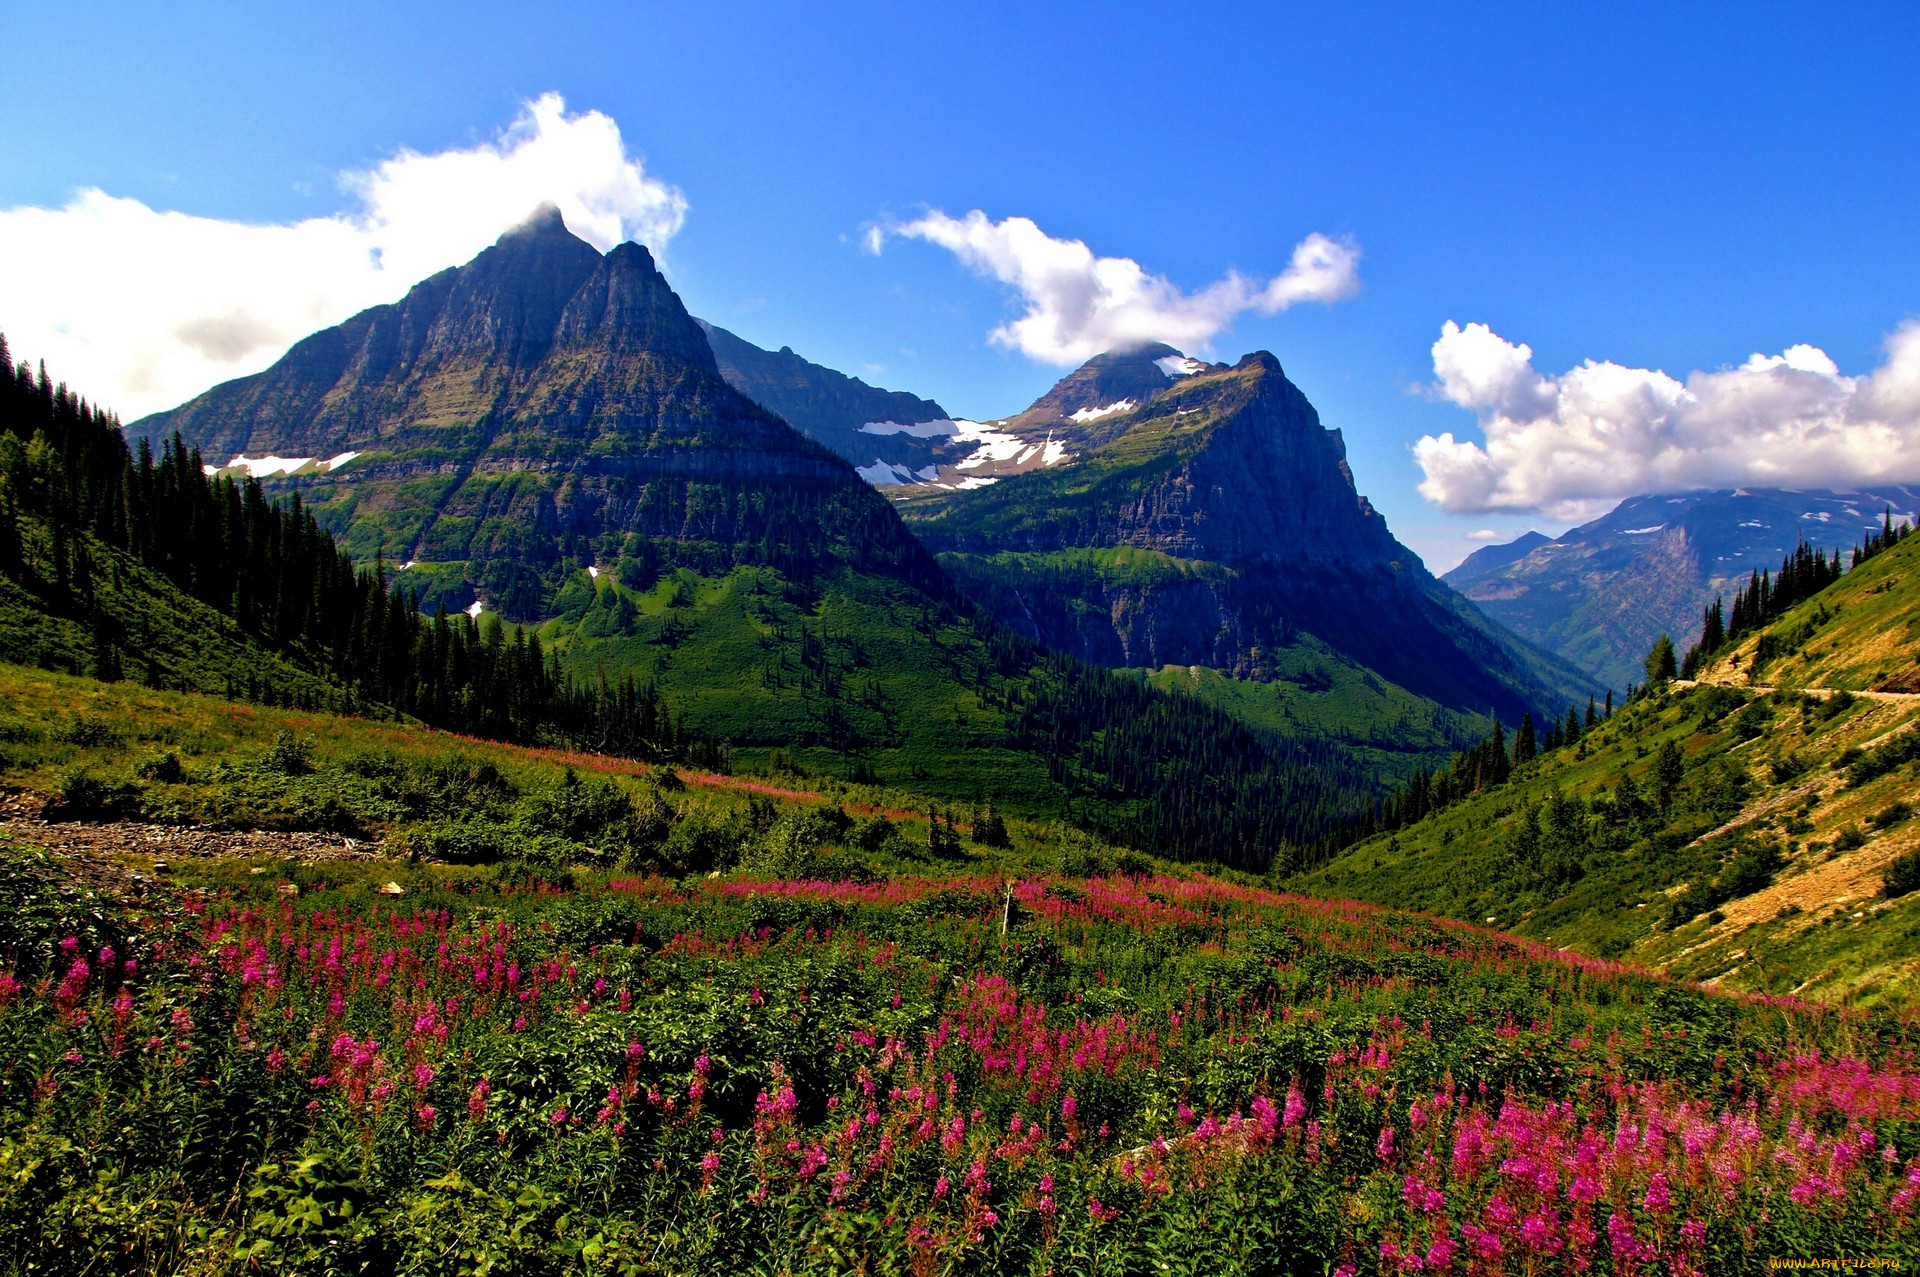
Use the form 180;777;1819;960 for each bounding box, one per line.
125;216;933;620
696;319;954;482
854;342;1229;490
131;217;781;466
1443;487;1920;689
1009;342;1217;431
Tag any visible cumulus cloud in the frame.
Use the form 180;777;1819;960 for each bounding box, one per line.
1414;320;1920;520
871;209;1359;365
0;93;685;420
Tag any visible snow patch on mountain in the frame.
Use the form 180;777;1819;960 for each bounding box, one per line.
204;451;360;480
858;419;961;438
1069;399;1133;423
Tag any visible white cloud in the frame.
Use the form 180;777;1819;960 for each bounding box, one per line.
0;93;685;420
870;209;1359;365
1414;320;1920;520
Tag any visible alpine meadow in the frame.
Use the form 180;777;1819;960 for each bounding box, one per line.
5;12;1920;1274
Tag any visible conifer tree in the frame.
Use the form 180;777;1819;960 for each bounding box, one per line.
1644;634;1677;685
1653;739;1684;811
1512;713;1536;765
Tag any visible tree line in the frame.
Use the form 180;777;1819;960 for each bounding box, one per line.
1676;518;1920;681
1305;689;1614;867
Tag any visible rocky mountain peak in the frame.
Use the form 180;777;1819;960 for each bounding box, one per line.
555;241;717;372
420;205;604;370
1014;342;1215;429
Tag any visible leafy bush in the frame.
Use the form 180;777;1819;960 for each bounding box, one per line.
134;751;187;783
518;767;674;866
1694;685;1746;728
1872;801;1913;829
1886;850;1920;898
49;769;142;820
1852;729;1920;787
59;715;119;747
1769;752;1809;784
1719;840;1783;898
1665;839;1780;928
662;808;752;875
258;730;314;775
1728;699;1774;741
391;818;517;864
1835;826;1868;852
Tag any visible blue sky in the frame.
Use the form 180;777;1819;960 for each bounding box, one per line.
3;1;1917;569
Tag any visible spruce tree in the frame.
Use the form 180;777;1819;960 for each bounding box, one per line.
1512;713;1536;765
1653;739;1684;811
1644;634;1677;684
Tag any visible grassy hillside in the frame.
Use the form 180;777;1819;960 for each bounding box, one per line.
1693;525;1920;693
1295;532;1920;1009
4;667;1920;1271
1145;657;1492;786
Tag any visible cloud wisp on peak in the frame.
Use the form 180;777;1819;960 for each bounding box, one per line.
0;93;685;420
870;209;1360;365
1415;319;1920;521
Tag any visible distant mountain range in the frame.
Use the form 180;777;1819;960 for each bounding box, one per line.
1445;487;1920;690
118;207;1462;862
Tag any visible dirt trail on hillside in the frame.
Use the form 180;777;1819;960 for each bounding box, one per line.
0;789;388;867
1675;679;1920;704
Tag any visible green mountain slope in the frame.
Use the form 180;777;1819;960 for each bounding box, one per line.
1296;531;1920;1008
899;351;1599;728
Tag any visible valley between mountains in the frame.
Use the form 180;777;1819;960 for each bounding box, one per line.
7;208;1920;1272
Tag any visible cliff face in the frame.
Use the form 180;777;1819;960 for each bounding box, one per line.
905;351;1596;720
128;208;939;617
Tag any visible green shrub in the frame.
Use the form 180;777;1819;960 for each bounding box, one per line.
50;769;142;820
1719;841;1783;899
1885;850;1920;898
393;818;517;864
59;715;119;747
662;809;751;875
134;751;187;783
258;730;314;775
1769;753;1809;784
1872;802;1913;829
1694;685;1746;728
1835;826;1868;852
